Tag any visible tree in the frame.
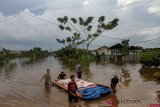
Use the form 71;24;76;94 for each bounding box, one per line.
56;33;81;49
121;39;130;58
56;16;119;54
129;46;143;50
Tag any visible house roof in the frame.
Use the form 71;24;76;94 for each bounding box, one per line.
110;43;122;49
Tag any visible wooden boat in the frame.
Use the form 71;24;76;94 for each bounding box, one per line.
52;79;111;100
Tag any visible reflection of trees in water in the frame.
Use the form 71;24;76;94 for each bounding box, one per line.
0;62;17;79
139;68;160;84
119;66;132;87
68;94;119;107
156;91;160;103
95;60;109;65
57;58;73;69
19;57;45;66
83;94;118;107
44;85;51;97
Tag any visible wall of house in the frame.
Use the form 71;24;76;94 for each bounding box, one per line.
97;47;111;55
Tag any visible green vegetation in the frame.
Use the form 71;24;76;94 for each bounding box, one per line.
0;47;51;65
0;48;14;65
57;16;119;52
121;39;130;57
54;46;92;66
55;16;119;66
21;47;50;58
0;50;6;65
140;50;160;68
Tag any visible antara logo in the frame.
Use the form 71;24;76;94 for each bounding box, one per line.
105;97;142;107
118;99;142;104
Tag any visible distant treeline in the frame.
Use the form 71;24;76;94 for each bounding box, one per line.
0;47;51;65
21;47;50;58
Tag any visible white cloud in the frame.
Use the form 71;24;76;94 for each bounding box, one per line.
0;0;160;49
148;0;160;15
83;0;89;5
116;0;140;13
141;27;160;34
117;0;133;6
0;9;64;50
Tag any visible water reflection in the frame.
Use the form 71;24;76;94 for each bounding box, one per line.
44;85;51;97
139;68;160;84
156;91;160;103
0;56;159;107
120;67;131;87
0;62;17;79
95;60;109;65
19;57;45;66
69;94;119;107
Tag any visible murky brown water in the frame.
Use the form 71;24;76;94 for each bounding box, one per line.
0;56;159;107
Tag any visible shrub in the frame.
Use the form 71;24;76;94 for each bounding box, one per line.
140;51;160;68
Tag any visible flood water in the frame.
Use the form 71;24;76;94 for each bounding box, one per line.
0;56;159;107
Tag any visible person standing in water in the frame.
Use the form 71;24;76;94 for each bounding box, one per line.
58;72;67;80
68;75;78;102
110;75;119;92
77;65;82;79
41;69;51;85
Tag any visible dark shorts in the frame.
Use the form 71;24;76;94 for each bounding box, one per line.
110;83;117;89
77;72;82;79
45;82;50;85
68;92;78;102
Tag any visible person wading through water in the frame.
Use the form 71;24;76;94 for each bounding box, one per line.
58;72;67;80
110;75;119;92
41;69;51;85
68;75;79;102
77;65;82;79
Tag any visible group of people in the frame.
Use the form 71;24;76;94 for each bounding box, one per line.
41;69;80;102
41;66;119;102
41;65;82;84
57;64;83;80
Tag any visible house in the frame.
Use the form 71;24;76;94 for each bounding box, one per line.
110;43;143;62
110;43;142;56
91;46;111;56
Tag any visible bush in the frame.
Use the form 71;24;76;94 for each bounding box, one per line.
68;58;77;66
78;55;93;66
140;51;160;68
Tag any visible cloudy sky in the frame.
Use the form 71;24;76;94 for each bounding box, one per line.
0;0;160;50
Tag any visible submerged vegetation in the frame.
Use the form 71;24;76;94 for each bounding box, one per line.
140;49;160;68
0;47;51;65
139;48;160;83
54;46;93;66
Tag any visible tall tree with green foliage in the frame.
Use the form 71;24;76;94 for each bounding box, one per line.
56;16;119;53
121;39;130;61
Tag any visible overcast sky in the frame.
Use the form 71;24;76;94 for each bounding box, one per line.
0;0;160;50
